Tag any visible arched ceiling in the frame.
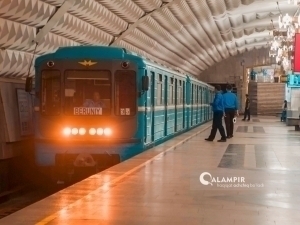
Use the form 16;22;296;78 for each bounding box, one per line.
0;0;298;78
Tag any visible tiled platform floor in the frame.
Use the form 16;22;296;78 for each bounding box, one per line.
1;117;300;225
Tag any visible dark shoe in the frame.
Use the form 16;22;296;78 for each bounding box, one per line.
227;135;233;139
217;139;226;142
205;138;213;141
247;119;250;121
242;119;245;121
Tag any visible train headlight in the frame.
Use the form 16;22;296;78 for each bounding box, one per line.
63;127;71;136
71;128;78;135
97;128;104;135
79;128;86;135
121;61;129;69
89;128;96;135
47;61;55;67
104;128;112;136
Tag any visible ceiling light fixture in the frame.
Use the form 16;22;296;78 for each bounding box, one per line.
287;0;300;5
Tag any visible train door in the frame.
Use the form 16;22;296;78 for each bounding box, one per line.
150;72;155;142
199;86;202;123
206;89;209;121
210;90;213;119
177;80;183;131
164;75;168;136
201;87;205;123
174;78;178;132
203;87;205;122
155;74;164;140
191;84;193;126
183;81;185;129
197;86;200;124
144;70;155;144
196;85;199;124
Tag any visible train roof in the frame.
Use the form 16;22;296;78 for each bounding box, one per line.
144;60;214;88
35;46;214;89
35;46;145;66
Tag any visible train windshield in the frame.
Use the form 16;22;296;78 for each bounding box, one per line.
64;70;111;116
41;70;61;115
114;70;136;116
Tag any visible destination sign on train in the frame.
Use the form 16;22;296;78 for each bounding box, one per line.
74;107;102;115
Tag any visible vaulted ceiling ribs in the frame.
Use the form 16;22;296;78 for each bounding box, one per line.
0;0;297;78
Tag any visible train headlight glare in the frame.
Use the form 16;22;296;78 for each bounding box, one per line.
71;128;78;135
97;128;104;135
79;128;86;135
63;127;71;136
104;128;112;136
89;128;96;135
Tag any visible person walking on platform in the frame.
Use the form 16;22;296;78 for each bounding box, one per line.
242;94;251;121
281;100;288;122
205;85;227;142
223;85;238;139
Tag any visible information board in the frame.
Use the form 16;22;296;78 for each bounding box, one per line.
294;33;300;72
16;89;33;136
287;74;300;87
74;107;102;115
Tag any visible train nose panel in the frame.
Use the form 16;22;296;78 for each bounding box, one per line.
73;154;96;167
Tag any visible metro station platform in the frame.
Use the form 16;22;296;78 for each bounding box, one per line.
1;117;300;225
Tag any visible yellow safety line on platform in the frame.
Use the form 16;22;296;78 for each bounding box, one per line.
35;124;211;225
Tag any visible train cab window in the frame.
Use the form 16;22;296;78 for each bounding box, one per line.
41;70;61;115
64;70;111;116
115;70;136;116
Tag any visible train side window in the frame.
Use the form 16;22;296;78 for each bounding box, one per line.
157;74;163;106
115;70;136;116
41;70;61;115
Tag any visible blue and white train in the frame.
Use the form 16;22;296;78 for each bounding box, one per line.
31;46;214;179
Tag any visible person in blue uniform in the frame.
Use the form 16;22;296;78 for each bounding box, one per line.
223;84;239;139
205;85;227;142
83;91;106;108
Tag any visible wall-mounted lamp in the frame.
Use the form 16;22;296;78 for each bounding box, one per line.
241;60;245;66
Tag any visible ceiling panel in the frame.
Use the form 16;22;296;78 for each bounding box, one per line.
0;0;296;78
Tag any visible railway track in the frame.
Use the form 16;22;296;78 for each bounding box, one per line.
0;168;102;219
0;188;45;219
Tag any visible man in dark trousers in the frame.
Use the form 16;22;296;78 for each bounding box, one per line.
242;94;250;121
223;84;238;139
205;85;227;142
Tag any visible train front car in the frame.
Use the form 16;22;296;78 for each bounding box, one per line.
34;46;146;179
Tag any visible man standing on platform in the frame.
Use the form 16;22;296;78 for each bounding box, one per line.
242;94;251;121
223;84;239;139
205;85;227;142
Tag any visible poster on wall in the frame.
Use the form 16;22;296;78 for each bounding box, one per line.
287;74;300;87
16;89;33;136
294;33;300;72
